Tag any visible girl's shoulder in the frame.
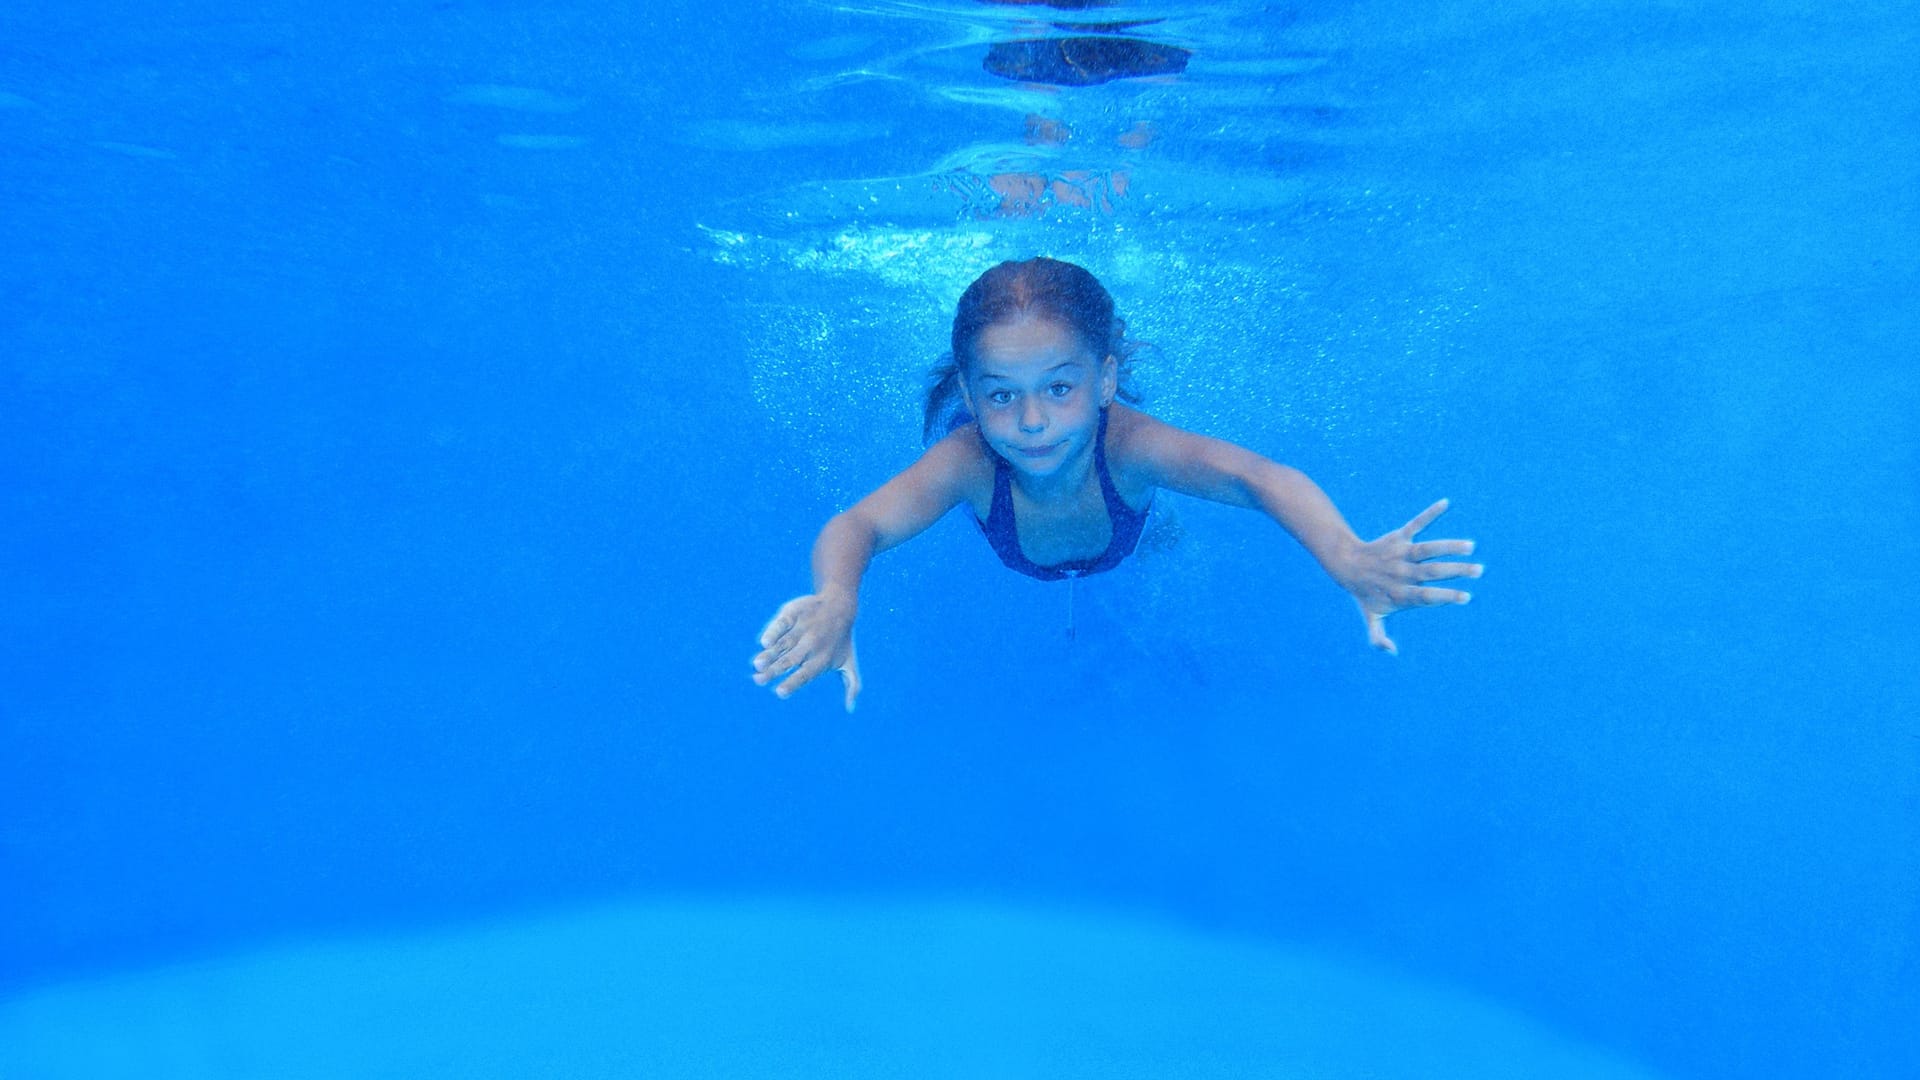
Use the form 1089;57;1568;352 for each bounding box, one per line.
1104;402;1172;459
1103;404;1167;505
925;422;997;515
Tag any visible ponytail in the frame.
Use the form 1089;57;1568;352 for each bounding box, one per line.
922;355;969;444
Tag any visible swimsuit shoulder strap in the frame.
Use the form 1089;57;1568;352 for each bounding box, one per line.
1094;407;1145;523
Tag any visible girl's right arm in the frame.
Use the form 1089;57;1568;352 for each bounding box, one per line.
752;430;981;711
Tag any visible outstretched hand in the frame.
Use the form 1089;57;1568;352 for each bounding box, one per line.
1338;498;1482;656
752;591;862;712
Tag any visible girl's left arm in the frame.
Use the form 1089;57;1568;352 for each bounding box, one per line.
1123;412;1483;654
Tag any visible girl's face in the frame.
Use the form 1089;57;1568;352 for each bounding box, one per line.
963;314;1116;479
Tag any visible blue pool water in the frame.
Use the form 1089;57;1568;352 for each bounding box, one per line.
2;1;1915;1076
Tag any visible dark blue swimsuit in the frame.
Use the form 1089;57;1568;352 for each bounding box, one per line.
976;408;1149;581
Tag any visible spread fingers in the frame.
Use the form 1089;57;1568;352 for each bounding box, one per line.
1398;498;1450;538
775;654;833;699
753;628;813;680
1407;585;1471;606
752;650;795;685
758;611;797;649
1416;561;1484;583
1410;539;1475;560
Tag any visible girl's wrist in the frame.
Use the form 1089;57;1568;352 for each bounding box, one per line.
816;582;859;611
1323;534;1366;590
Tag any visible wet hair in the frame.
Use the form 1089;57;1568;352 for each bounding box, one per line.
923;257;1143;442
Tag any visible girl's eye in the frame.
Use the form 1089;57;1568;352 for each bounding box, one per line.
1049;382;1073;397
989;390;1013;405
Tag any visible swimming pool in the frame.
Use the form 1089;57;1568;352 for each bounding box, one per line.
2;1;1914;1076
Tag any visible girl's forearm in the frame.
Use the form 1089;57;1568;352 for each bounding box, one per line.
1245;461;1363;583
810;511;878;603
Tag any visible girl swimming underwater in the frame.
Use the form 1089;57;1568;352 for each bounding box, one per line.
753;257;1482;711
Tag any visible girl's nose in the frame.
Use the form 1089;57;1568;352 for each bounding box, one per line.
1020;400;1046;433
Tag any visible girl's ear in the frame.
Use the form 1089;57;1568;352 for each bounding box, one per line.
1100;354;1118;407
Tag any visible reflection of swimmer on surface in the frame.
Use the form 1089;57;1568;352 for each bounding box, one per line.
978;0;1191;87
1024;113;1071;146
978;0;1115;9
984;36;1190;86
982;168;1131;216
955;2;1181;214
944;116;1153;218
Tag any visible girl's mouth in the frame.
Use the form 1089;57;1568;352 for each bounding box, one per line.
1016;441;1063;458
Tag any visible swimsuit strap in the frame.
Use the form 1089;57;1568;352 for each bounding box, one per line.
1093;407;1123;506
1093;407;1149;558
